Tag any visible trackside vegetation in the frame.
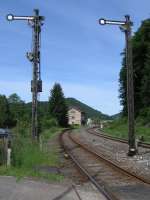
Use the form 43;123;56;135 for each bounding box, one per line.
105;19;150;142
0;83;69;180
103;118;150;142
120;19;150;119
0;126;64;181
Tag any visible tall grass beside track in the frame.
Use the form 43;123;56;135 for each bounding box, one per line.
0;127;64;181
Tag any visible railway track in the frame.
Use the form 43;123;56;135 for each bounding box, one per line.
59;129;150;200
87;127;150;149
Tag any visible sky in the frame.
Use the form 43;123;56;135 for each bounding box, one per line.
0;0;150;115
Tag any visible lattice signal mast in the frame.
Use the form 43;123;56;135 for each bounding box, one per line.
7;9;44;141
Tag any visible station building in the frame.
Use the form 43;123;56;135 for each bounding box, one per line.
68;106;85;125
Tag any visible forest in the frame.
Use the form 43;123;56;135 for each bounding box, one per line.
105;18;150;141
120;18;150;124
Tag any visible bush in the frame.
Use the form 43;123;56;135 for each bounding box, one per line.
69;124;80;129
138;107;150;125
41;117;58;130
13;120;31;137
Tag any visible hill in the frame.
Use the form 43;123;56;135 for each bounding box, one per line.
26;98;110;120
66;98;110;119
111;113;122;120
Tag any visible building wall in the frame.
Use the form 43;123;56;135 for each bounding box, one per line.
68;108;81;125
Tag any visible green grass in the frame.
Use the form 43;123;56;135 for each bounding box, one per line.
69;124;81;129
0;166;63;182
0;127;64;181
103;119;128;139
103;119;150;143
41;127;63;141
135;125;150;142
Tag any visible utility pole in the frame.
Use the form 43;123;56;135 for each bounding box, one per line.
99;15;136;156
124;15;136;156
6;9;44;141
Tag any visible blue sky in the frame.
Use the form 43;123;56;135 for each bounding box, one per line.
0;0;150;115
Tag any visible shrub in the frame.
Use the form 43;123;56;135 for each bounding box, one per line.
41;117;58;130
138;107;150;125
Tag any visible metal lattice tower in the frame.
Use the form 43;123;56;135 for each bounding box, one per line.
27;9;44;141
7;9;44;141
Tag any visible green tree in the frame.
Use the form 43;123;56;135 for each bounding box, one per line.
0;95;14;128
119;19;150;118
8;93;26;123
119;54;127;116
8;93;22;104
140;44;150;107
48;83;68;127
7;93;31;136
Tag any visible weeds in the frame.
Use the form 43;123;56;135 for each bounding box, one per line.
0;127;64;181
103;118;150;142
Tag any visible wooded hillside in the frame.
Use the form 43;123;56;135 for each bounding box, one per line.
119;19;150;122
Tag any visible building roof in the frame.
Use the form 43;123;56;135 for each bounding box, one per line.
68;106;85;114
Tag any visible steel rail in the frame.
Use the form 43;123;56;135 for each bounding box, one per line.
87;127;150;149
52;184;83;200
69;132;150;185
59;130;119;200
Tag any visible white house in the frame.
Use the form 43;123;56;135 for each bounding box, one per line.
68;106;85;125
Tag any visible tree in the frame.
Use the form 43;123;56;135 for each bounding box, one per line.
8;93;26;123
8;93;22;104
119;19;150;118
119;54;127;116
48;83;68;127
140;44;150;107
0;95;14;128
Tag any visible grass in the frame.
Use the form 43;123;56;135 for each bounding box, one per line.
0;166;63;182
41;127;63;141
135;125;150;142
103;118;150;143
69;124;81;129
0;127;64;181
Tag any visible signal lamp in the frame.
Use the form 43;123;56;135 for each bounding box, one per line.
6;14;14;21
